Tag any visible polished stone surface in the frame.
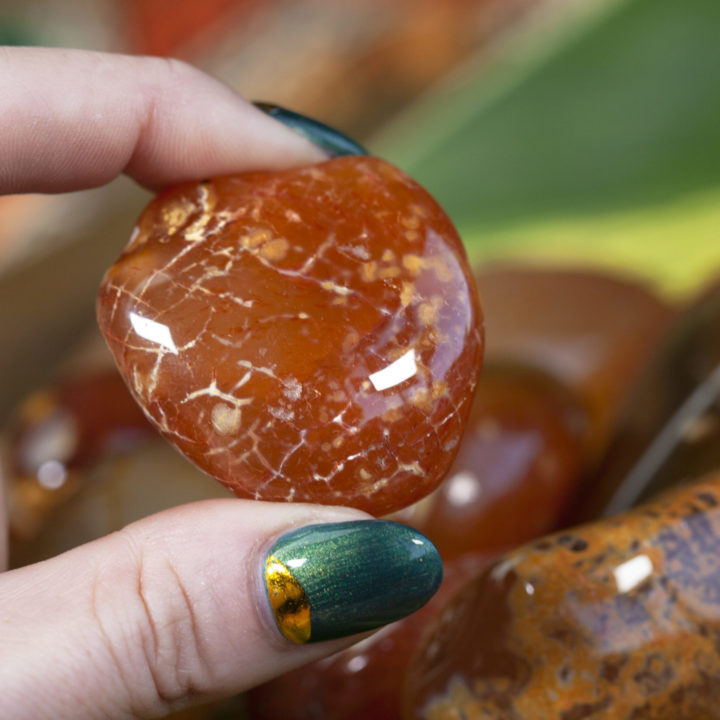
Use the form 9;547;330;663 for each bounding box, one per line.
97;157;483;514
393;364;588;558
407;473;720;719
478;266;673;461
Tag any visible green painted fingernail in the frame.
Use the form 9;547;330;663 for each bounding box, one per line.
264;520;442;644
253;101;369;157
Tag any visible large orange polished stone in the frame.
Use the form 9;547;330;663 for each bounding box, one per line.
97;157;483;514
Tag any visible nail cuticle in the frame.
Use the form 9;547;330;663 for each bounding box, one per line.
253;101;369;158
263;520;442;645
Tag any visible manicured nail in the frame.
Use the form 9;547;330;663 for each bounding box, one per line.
264;520;442;644
253;101;368;157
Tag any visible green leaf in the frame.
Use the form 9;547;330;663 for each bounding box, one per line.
374;0;720;294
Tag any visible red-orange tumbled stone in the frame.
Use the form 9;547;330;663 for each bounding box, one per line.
393;364;588;559
96;157;483;514
478;265;673;461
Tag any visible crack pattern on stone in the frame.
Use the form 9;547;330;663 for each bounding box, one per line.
97;156;484;515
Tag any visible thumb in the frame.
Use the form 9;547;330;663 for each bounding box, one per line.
0;499;441;719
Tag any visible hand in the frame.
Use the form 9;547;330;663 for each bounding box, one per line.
0;48;441;720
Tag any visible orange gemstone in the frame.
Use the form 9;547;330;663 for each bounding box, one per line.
96;157;483;514
394;364;588;558
477;266;673;460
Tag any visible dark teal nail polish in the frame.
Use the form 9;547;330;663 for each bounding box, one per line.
253;101;368;157
264;520;442;644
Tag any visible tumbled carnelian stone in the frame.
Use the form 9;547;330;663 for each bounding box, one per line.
478;265;673;461
96;157;483;515
393;364;588;558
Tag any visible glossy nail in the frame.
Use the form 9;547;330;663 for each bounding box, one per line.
264;520;442;644
253;101;368;157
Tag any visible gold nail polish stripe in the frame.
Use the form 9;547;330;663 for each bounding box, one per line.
265;555;311;644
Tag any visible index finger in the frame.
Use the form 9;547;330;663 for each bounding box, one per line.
0;47;327;194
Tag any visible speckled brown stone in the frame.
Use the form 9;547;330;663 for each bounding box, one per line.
97;157;483;514
407;473;720;719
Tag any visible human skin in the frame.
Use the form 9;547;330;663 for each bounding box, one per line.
0;47;380;720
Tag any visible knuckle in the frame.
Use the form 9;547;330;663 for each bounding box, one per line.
90;531;213;713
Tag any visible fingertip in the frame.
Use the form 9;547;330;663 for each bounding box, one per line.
0;48;330;194
0;499;376;717
123;57;331;189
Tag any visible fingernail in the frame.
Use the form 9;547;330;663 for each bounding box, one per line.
264;520;442;644
253;101;368;157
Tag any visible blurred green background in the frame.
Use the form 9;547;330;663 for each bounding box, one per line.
1;0;719;296
375;0;720;295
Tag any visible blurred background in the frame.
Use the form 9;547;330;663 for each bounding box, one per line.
1;0;719;421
